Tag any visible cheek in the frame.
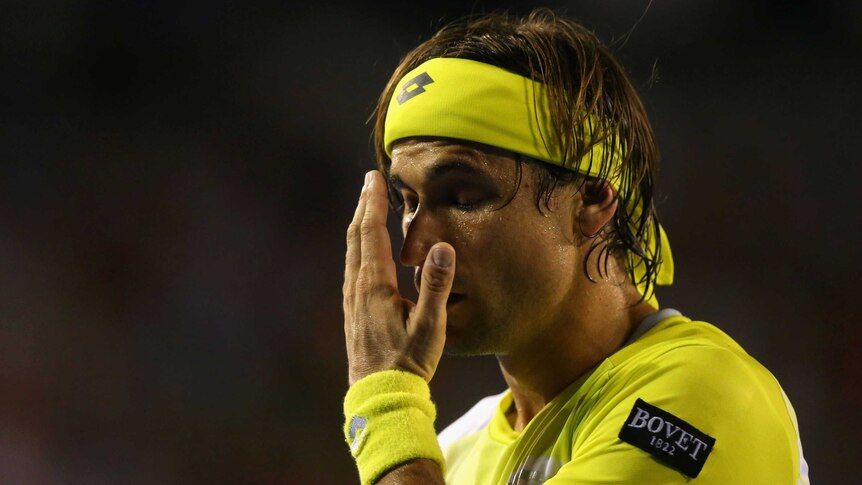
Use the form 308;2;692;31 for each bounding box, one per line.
431;210;487;257
484;214;576;291
456;212;573;282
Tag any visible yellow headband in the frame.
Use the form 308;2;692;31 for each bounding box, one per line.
383;57;673;306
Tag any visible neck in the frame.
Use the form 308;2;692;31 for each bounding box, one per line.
498;289;655;432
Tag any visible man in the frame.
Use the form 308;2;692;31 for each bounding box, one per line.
342;10;808;484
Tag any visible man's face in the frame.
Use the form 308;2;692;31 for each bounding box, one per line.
389;139;586;356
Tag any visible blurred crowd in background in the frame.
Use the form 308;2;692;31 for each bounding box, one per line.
0;1;859;483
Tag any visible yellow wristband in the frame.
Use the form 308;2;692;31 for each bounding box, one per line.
343;370;445;485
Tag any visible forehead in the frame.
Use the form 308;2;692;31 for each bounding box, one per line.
389;138;516;182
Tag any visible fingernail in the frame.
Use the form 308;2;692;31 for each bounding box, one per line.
432;247;453;268
363;172;371;190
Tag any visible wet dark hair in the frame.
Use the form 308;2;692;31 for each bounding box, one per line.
373;9;664;302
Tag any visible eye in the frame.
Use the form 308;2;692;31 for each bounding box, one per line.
403;198;418;215
400;195;420;233
388;188;412;216
451;188;486;210
391;189;418;218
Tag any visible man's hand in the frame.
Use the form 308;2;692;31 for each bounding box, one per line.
343;170;456;385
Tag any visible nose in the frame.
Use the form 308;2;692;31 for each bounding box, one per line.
398;205;443;269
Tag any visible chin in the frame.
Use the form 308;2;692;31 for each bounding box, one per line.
443;325;500;357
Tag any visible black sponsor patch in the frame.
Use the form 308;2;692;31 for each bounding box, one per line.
618;398;716;478
396;72;434;105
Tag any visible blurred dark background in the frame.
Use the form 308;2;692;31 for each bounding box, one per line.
0;0;859;483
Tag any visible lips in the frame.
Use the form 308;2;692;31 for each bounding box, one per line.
414;267;466;305
447;294;466;306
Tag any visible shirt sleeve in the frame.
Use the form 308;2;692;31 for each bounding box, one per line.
544;345;801;484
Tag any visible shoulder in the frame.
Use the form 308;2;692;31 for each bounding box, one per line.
437;389;507;449
605;316;791;431
578;315;804;482
611;317;776;401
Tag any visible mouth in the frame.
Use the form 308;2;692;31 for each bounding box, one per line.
447;293;466;306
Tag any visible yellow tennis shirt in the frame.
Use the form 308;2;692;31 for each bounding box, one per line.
438;310;809;484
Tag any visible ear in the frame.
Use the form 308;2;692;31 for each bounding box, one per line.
576;180;618;240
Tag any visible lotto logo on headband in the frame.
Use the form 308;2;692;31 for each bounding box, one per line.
396;72;434;104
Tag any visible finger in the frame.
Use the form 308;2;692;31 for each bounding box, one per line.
358;170;398;288
344;172;371;298
410;243;456;339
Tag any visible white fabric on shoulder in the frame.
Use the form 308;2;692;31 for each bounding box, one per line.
438;390;508;449
625;308;682;345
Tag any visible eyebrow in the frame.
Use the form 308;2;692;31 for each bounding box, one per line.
388;159;490;192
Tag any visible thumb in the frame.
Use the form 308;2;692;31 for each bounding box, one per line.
411;243;456;335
